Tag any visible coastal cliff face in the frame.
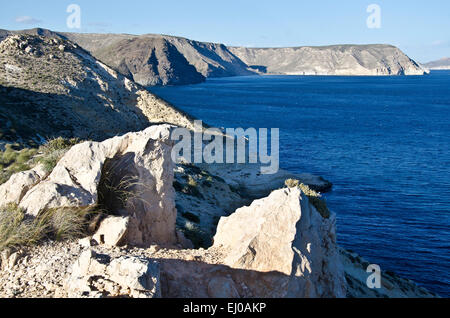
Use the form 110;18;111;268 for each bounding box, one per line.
229;44;429;76
0;29;428;87
423;57;450;70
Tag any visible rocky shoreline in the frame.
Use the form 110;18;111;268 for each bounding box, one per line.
0;125;439;298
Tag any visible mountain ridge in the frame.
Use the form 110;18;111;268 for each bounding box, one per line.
0;28;429;86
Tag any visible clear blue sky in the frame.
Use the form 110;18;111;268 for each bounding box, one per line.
1;0;449;62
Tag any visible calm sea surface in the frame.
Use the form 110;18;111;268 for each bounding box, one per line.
150;71;450;296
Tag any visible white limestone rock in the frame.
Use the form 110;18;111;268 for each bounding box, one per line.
66;249;161;298
213;187;346;298
93;216;129;247
8;125;177;246
0;165;47;207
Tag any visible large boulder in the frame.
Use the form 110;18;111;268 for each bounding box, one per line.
212;187;346;298
66;249;161;298
1;125;177;246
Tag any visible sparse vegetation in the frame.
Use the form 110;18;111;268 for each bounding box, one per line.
285;179;331;219
0;203;99;252
0;137;81;185
0;144;38;184
0;203;48;251
173;177;204;199
42;206;97;242
36;137;80;173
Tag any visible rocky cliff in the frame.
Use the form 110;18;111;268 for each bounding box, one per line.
229;44;429;76
0;127;437;298
423;57;450;70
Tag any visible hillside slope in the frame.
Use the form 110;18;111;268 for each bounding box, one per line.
423;57;450;70
0;33;195;146
229;44;429;76
60;32;255;86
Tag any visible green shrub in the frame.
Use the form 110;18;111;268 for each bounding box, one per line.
187;175;198;187
37;137;80;173
173;178;204;199
43;137;79;154
285;179;331;219
0;146;39;185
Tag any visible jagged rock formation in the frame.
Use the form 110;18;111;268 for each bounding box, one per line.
213;187;346;297
66;249;160;298
1;125;178;246
0;33;195;146
423;57;450;70
0;178;437;298
229;45;429;75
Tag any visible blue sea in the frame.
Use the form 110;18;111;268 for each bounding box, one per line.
150;71;450;297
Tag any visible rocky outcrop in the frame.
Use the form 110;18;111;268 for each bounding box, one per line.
339;248;438;298
66;249;160;298
198;163;332;200
92;216;129;247
212;187;346;298
229;45;429;76
2;125;178;247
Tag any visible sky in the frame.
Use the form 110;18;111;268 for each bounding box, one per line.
0;0;449;62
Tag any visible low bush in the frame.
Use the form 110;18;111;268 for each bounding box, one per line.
285;179;331;219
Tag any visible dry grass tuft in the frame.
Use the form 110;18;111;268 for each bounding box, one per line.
0;203;100;251
0;204;48;251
